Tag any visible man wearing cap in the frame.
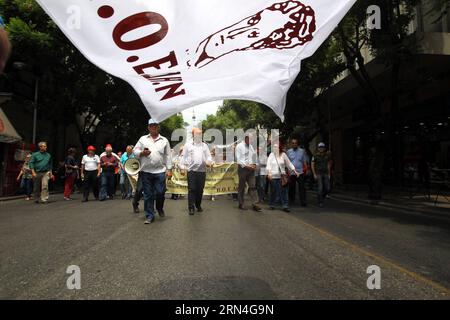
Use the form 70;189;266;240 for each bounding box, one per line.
311;142;332;208
0;15;11;74
81;146;101;202
99;144;119;201
133;119;172;224
180;128;213;215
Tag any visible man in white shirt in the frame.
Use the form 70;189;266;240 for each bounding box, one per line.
180;128;213;215
235;135;262;212
133;119;173;224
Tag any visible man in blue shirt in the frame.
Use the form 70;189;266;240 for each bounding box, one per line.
286;138;309;206
120;145;135;199
0;15;11;74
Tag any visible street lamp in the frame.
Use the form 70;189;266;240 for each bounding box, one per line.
13;62;38;145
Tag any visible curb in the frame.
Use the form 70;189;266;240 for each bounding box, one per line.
0;191;63;203
325;192;450;221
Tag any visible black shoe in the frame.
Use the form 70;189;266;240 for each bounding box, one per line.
252;205;262;212
189;208;195;215
301;203;307;207
238;204;248;211
196;207;203;213
269;206;275;210
133;204;140;213
158;210;165;217
283;208;290;213
35;200;39;204
82;199;88;203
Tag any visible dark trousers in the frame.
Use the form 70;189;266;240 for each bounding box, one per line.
141;172;166;219
100;171;115;200
83;170;98;200
187;171;206;209
133;172;143;207
317;174;330;204
289;174;307;205
237;167;257;206
270;179;289;208
22;178;33;197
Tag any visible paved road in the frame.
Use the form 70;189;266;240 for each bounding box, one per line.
0;192;449;299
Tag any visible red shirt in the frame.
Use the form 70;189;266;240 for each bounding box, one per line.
100;154;118;173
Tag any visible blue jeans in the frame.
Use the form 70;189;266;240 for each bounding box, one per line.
141;172;166;219
119;172;132;197
317;175;330;204
100;171;115;200
256;175;267;202
22;178;33;197
270;179;289;209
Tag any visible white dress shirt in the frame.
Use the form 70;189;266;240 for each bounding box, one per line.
235;142;256;168
180;141;212;172
133;134;172;174
267;152;296;179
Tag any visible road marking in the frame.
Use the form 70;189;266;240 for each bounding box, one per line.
294;217;450;297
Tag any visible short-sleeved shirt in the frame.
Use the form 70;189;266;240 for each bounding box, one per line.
312;152;332;175
100;154;118;173
82;154;100;171
286;148;308;175
65;155;77;175
22;163;33;179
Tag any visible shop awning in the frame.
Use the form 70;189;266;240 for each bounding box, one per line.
0;107;22;143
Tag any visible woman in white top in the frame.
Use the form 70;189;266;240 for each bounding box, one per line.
267;141;299;212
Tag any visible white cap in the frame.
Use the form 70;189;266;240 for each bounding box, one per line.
318;142;326;147
148;119;159;125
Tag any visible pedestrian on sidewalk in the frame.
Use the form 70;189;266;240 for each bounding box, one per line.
63;148;78;200
287;138;309;207
16;153;33;200
311;142;332;208
29;142;53;204
180;128;213;215
99;144;118;201
235;134;262;212
133;119;173;224
81;146;101;202
267;141;299;212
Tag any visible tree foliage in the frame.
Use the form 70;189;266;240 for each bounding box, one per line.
0;0;184;151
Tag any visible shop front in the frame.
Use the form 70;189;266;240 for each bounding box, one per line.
0;106;23;196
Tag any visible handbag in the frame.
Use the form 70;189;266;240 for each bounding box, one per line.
274;153;289;187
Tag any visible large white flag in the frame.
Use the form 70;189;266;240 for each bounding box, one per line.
36;0;355;122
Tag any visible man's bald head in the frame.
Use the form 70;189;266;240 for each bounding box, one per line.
192;128;203;142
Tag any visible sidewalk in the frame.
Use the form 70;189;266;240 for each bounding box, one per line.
0;190;63;202
323;185;450;220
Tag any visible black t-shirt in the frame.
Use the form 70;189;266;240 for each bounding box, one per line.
65;155;77;175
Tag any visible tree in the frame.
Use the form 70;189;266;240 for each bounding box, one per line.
1;0;185;156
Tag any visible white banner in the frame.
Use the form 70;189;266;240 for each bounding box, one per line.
36;0;355;122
